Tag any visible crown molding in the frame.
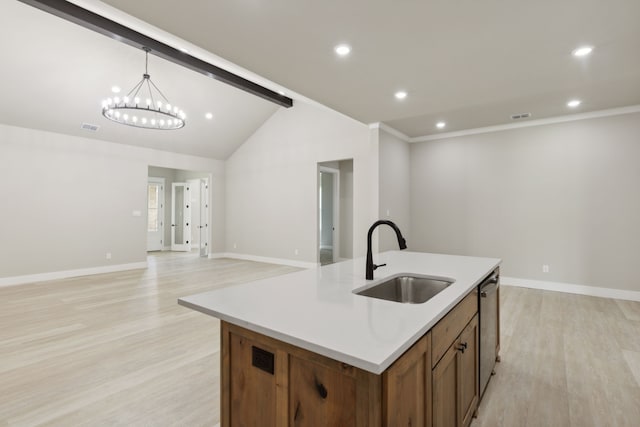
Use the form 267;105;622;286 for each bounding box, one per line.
368;122;411;142
410;104;640;143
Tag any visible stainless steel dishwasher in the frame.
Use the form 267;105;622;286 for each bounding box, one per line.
479;270;500;397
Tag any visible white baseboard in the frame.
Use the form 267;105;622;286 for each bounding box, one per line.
209;252;318;269
0;262;148;288
319;245;333;250
501;276;640;302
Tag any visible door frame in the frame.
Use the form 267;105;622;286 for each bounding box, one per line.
146;177;165;251
318;166;340;263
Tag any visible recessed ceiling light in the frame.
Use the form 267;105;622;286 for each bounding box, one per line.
394;91;408;100
111;86;121;93
436;121;446;129
334;44;351;56
572;46;593;57
205;112;214;120
567;99;581;108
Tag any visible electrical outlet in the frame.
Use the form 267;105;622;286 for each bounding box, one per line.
294;249;299;255
233;243;237;249
106;252;112;260
542;264;549;273
386;209;390;216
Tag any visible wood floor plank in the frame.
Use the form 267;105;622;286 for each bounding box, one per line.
0;253;298;426
2;254;639;426
473;286;640;427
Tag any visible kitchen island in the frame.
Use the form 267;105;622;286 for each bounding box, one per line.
179;251;501;427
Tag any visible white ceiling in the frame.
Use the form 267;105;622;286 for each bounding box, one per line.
3;0;639;160
100;0;640;137
0;0;279;160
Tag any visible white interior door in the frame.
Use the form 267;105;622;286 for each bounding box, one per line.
199;179;209;257
171;182;191;251
147;178;164;251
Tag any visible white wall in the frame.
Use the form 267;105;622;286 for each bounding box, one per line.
0;123;224;280
378;129;411;251
225;101;376;263
410;112;640;292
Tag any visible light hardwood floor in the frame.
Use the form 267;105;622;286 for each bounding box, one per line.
472;285;640;427
1;253;639;426
0;252;298;426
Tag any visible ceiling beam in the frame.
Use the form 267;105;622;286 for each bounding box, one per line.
17;0;293;108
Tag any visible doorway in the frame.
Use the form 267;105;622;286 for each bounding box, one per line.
317;159;354;265
148;166;210;257
319;166;339;265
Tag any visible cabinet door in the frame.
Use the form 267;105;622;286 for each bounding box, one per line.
459;315;479;427
289;355;357;426
432;342;459;427
383;333;431;426
228;332;281;427
432;315;479;427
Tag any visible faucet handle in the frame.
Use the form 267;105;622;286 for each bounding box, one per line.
373;263;387;271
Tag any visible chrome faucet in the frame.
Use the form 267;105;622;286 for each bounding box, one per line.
366;220;407;280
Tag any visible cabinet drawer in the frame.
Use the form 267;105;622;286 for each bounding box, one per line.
432;290;477;368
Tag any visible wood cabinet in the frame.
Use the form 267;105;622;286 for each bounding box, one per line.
289;355;357;426
220;286;484;427
382;333;432;426
432;315;479;427
222;322;381;427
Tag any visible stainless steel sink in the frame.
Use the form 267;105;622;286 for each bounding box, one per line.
355;274;454;304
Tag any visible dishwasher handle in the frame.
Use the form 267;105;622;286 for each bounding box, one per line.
480;275;499;298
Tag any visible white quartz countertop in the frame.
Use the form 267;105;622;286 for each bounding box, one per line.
178;251;501;374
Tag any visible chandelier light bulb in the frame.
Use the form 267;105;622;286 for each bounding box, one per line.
100;48;185;130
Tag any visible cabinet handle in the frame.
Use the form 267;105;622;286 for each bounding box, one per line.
457;342;468;353
315;378;328;399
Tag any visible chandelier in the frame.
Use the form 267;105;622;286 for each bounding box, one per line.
101;47;186;130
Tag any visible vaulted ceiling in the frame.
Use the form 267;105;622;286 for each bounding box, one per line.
0;0;279;159
101;0;640;137
2;0;639;160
